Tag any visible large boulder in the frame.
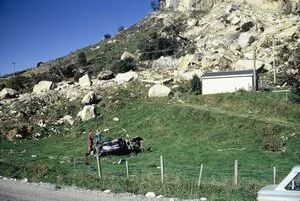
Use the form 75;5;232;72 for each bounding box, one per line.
178;54;197;70
148;84;171;97
152;56;175;69
231;59;272;71
77;105;96;121
238;33;255;48
115;71;138;84
81;91;97;105
121;51;136;60
58;115;75;125
79;74;92;87
175;70;203;81
97;70;114;80
0;88;18;99
33;81;54;93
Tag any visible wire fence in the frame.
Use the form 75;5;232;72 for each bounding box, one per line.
71;155;292;187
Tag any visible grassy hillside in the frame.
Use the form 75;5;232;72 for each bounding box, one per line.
0;86;299;201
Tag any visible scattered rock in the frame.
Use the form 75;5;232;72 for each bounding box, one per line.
33;81;54;93
21;178;28;183
113;117;119;122
145;192;156;198
115;71;138;84
152;56;176;69
79;74;92;87
37;120;46;128
156;194;164;198
81;91;97;105
77;105;96;121
238;32;255;48
178;54;197;70
0;88;18;100
148;84;171;97
103;189;111;193
59;115;74;126
121;51;136;60
97;70;114;80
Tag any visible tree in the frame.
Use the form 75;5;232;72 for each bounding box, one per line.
138;33;180;60
104;34;112;39
36;61;44;67
110;57;136;74
190;75;202;94
151;0;160;11
118;26;125;32
77;51;87;66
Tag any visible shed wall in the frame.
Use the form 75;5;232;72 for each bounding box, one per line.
202;76;253;95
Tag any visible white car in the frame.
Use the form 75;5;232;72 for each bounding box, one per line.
257;165;300;201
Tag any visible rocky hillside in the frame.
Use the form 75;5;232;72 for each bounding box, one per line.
0;0;300;140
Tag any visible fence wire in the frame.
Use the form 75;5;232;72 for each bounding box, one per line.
72;156;292;187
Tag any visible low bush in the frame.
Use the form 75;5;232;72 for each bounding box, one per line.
110;58;136;74
138;33;180;60
77;51;87;66
190;74;202;94
4;75;32;92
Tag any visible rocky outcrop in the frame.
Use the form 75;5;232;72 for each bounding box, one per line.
162;0;215;12
162;0;300;13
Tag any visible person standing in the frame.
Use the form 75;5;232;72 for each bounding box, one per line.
96;129;102;145
87;130;93;153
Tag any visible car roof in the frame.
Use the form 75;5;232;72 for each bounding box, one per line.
292;165;300;172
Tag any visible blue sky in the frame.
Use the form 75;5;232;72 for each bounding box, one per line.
0;0;152;76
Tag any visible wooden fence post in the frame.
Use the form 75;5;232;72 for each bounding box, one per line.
273;166;276;184
73;157;76;171
126;160;129;180
160;155;164;183
234;160;238;186
96;155;102;179
197;164;203;187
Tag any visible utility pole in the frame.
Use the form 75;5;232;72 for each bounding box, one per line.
11;62;16;76
253;49;257;91
273;39;276;84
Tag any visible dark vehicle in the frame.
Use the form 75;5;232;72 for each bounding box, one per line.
94;136;144;156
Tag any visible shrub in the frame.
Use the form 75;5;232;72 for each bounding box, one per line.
60;64;76;78
32;72;62;85
190;75;202;94
36;62;44;67
4;75;31;92
118;26;125;32
151;0;160;11
77;51;87;66
138;34;180;60
73;71;83;82
110;58;136;74
104;34;112;39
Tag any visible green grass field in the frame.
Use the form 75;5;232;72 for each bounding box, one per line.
0;89;299;201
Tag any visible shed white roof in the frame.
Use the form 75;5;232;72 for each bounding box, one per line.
202;70;255;78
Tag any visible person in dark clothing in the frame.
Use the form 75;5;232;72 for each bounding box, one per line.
87;130;93;153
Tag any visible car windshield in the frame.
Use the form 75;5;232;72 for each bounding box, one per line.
285;173;300;191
